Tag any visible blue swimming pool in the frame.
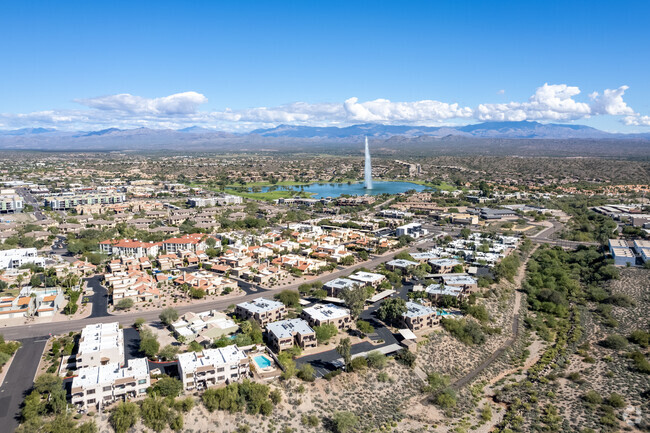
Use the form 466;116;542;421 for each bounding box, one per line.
253;355;272;369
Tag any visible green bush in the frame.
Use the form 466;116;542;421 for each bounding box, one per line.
601;334;628;350
109;402;139;433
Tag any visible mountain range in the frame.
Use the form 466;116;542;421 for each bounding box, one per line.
0;121;648;156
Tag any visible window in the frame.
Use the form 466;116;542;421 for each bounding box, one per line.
103;386;111;392
138;379;147;384
231;373;238;378
87;389;95;395
87;399;95;404
217;367;224;372
218;376;225;381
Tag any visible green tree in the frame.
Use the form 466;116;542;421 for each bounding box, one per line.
115;298;134;310
274;290;300;308
377;298;407;326
331;411;358;433
356;320;374;336
109;402;139;433
366;351;387;369
139;329;160;358
339;285;368;319
297;363;315;382
336;337;352;369
151;376;183;397
140;397;169;432
159;307;179;326
314;324;338;343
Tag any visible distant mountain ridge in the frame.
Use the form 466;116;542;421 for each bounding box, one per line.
0;121;648;154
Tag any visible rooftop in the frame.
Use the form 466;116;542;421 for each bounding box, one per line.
267;318;314;339
72;357;148;388
302;303;350;321
177;346;247;372
236;297;285;314
403;301;436;318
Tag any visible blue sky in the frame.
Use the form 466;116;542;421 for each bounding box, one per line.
1;0;649;131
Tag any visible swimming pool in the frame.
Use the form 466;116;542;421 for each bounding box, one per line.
253;355;272;369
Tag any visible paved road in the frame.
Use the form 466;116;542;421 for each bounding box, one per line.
16;187;45;221
85;275;110;318
0;337;49;432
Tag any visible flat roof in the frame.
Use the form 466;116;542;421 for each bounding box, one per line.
386;259;419;268
403;301;436;318
442;275;478;285
324;278;357;290
236;297;284;314
302;303;350;321
177;346;246;373
78;322;123;355
349;272;385;283
266;318;314;339
73;358;148;388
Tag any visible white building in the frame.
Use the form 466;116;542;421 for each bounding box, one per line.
177;346;249;391
349;271;386;287
0;248;45;270
71;358;150;409
323;277;358;297
172;310;239;342
634;239;650;263
396;222;427;238
0;189;23;213
301;303;351;329
77;322;125;369
609;239;636;266
235;297;287;326
187;194;243;207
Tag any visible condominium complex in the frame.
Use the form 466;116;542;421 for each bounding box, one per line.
43;192;126;210
177;346;250;391
402;301;438;331
0;248;45;270
0;189;23;213
71;358;150;409
266;318;317;352
324;278;358;297
301;304;352;329
609;239;636;266
77;322;125;369
235;297;287;326
187;194;243;207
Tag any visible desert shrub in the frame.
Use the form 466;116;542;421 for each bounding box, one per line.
601;334;628;350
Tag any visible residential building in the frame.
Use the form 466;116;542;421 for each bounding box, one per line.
301;303;351;329
0;189;23;213
177;346;250;391
235;297;287;327
43;192;125;210
0;295;34;319
323;278;358;297
162;234;209;254
172;310;239;343
266;318;317;352
70;358;150;409
77;322;125;369
385;259;419;272
349;271;386;288
0;248;45;270
441;275;479;292
424;283;465;303
402;301;438;331
99;239;160;258
396;222;427;238
429;258;462;274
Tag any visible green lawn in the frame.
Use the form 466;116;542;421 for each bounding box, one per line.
224;189;315;202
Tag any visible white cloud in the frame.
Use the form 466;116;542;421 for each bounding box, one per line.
497;89;505;95
0;84;648;131
623;114;650;126
476;83;592;121
589;86;635;115
76;91;208;115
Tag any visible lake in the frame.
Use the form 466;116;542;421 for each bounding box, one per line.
257;181;428;198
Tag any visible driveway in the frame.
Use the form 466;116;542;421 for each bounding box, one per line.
84;275;110;318
0;337;49;433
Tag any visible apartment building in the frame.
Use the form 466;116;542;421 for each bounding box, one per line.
43;192;126;210
424;283;465;303
442;275;479;292
402;301;438;331
71;358;150;409
634;239;650;263
77;322;125;369
0;248;45;270
235;297;287;327
266;318;317;352
0;189;23;213
172;310;238;342
99;239;161;258
162;233;208;254
177;346;250;391
429;258;462;274
301;304;351;330
323;278;358;297
349;271;386;288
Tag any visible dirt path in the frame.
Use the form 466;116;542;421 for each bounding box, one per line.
448;247;536;391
